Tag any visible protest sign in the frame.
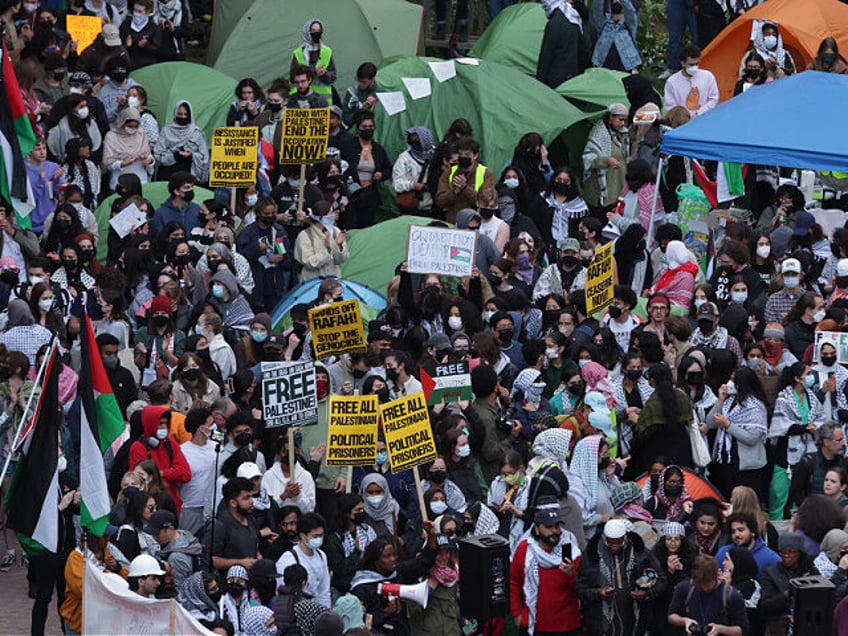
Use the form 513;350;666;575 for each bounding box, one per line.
308;299;366;359
814;331;848;363
108;202;147;239
380;392;437;472
279;108;330;164
209;127;259;187
407;226;476;278
327;395;379;466
261;361;317;428
420;362;472;406
586;241;615;315
65;15;101;54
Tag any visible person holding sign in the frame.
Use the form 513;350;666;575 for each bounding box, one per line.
287;64;329;110
293;200;349;282
435;136;496;225
262;435;316;513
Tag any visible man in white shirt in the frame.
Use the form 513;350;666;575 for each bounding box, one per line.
275;512;331;607
261;436;316;512
179;408;218;535
663;44;719;118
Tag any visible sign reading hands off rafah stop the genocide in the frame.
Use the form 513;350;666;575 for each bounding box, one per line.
406;226;477;278
209;127;259;187
261;361;318;428
585;241;615;316
307;299;367;359
379;392;437;472
278;108;330;164
326;395;380;466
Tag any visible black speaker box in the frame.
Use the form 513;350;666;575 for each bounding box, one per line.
458;534;510;620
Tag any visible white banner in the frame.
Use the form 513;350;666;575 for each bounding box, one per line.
406;226;477;277
83;560;215;635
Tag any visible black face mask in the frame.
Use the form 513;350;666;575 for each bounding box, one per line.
174;254;190;266
207;588;222;603
62;258;78;271
207;258;222;271
462;521;475;534
559;255;578;269
697;319;715;334
359;128;374;141
234;432;252;447
292;322;308;338
55;219;72;230
598;457;611;470
353;511;367;525
311;31;322;43
266;101;282;113
181;189;195;202
386;368;400;383
0;368;10;382
665;483;683;497
457;156;472;170
479;208;496;220
53;71;66;81
686;371;704;386
608;306;623;319
744;68;761;80
80;248;95;262
567;381;584;396
376;387;390;403
498;328;514;344
552;181;573;196
258;215;274;227
196;348;211;361
226;582;246;597
153;314;169;328
540;532;561;547
182;368;200;382
822;355;838;367
429;470;447;484
174;116;190;126
111;71;128;83
543;309;560;324
625;369;642;381
650;473;660;492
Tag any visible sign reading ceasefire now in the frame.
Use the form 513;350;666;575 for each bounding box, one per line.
279;108;330;164
209;127;259;187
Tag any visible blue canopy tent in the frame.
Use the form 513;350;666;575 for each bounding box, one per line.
660;71;848;172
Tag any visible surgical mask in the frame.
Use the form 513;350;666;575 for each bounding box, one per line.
456;444;471;458
359;128;374;141
693;298;706;310
76;107;89;119
212;285;226;299
102;355;119;370
128;96;140;109
38;298;54;312
287;179;300;189
429;469;447;484
756;245;771;259
430;500;448;515
804;374;816;388
725;380;737;395
504;177;519;189
625;368;642;381
23;2;37;12
448;316;463;331
567;380;584;395
375;451;388;465
783;276;800;289
29;275;44;286
746;357;762;370
503;472;521;486
813;309;826;323
124;126;138;135
57;455;68;473
69;86;84;95
226;582;246;597
307;536;324;550
234;432;252;447
250;330;268;343
174;116;190;126
665;483;683;497
498;328;514;345
608;305;622;320
156;428;168;440
245;193;258;207
366;495;385;507
545;347;559;360
182;368;200;382
482;310;494;324
763;35;778;49
730;291;748;304
685;64;699;75
578;359;588;369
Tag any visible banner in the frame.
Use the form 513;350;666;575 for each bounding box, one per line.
279;108;330;164
420;362;472;406
813;331;848;363
65;15;101;54
380;392;437;472
406;225;477;278
308;299;366;359
83;559;215;635
209;127;259;187
261;361;318;428
326;395;379;466
586;241;615;316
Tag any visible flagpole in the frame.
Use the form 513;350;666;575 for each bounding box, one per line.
0;338;56;484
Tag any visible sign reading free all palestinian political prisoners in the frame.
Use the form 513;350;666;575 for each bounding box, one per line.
814;331;848;363
279;108;330;165
380;392;437;472
420;362;472;406
307;299;366;359
407;226;477;278
326;395;379;465
585;241;615;316
261;361;317;428
209;127;259;187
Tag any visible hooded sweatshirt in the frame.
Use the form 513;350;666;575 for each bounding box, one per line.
128;404;192;512
211;269;254;332
161;529;204;590
455;208;499;273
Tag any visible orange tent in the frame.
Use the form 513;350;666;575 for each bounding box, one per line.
701;0;848;102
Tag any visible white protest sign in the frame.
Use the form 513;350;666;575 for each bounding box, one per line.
814;331;848;363
377;91;407;116
406;226;477;277
428;60;456;83
109;203;148;239
261;361;318;428
402;77;432;100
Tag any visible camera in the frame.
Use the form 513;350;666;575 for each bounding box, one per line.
688;624;710;636
497;405;516;432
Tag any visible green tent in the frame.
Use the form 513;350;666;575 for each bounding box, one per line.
373;56;591;175
207;0;256;66
340;214;433;296
470;3;547;76
130;62;237;144
95;181;214;262
555;67;631;111
213;0;423;93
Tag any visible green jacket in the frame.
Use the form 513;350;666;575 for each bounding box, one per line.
472;397;512;484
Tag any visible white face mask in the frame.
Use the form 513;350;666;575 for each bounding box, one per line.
38;298;54;313
456;444;471;458
763;35;778;49
69;87;84;95
430;500;448;515
365;495;384;507
448;316;463;331
307;536;324;550
730;291;747;304
685;64;699;76
545;347;559;360
756;245;771;259
30;275;45;286
124;126;138;135
783;275;800;289
76;107;89;119
482;310;494;324
725;380;737;395
245;193;258;207
127;96;140;109
813;309;826;323
156;428;168;440
57;455;68;473
693;298;706;310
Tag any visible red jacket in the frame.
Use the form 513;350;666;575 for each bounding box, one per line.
510;538;582;633
128;405;191;513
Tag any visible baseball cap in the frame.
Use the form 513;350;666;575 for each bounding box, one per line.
329;105;343;118
696;301;719;319
236;462;262;479
793;211;815;237
781;258;802;274
427;332;451;351
837;259;848;278
367;320;393;343
557;238;580;253
143;510;176;535
102;24;121;47
534;508;561;526
435;533;459;551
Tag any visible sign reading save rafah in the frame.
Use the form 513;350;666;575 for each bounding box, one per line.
380;392;437;472
279;108;330;164
420;362;472;406
209;127;259;187
586;241;615;316
307;299;366;359
326;395;379;465
407;226;477;278
261;361;317;428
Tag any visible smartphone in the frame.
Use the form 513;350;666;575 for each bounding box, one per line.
562;543;572;561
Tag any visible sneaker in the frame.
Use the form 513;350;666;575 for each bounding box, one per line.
20;554;29;569
658;69;673;80
0;552;15;571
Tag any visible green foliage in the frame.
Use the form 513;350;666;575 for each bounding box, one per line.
637;0;669;72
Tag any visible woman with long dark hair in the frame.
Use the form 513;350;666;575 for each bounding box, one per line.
62;137;100;209
170;352;220;413
652;522;698;636
325;493;376;595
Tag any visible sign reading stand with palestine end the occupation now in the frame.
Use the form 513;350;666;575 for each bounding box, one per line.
406;225;477;278
326;395;379;466
278;108;330;165
308;299;366;359
380;392;437;472
261;360;318;428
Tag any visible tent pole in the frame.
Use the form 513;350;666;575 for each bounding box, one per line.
647;156;664;251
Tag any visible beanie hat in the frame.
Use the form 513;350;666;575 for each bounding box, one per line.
763;323;784;340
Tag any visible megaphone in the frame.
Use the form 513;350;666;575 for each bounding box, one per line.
377;580;429;609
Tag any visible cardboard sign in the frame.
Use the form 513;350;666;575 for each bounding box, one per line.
407;226;477;278
66;15;102;54
307;299;366;359
420;362;472;406
586;241;615;316
326;395;380;466
209;127;259;187
380;392;437;472
261;361;317;428
279;108;330;165
813;331;848;363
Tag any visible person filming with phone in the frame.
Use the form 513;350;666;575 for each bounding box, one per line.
668;554;747;636
510;498;582;635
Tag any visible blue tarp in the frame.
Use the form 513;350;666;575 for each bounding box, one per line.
661;71;848;172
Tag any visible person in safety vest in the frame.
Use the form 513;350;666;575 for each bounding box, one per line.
290;19;336;105
436;136;495;224
287;64;330;110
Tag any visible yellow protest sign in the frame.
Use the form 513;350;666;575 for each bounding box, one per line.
585;241;615;315
279;108;330;165
66;15;102;54
327;395;379;466
307;299;366;359
209;127;259;188
380;392;437;472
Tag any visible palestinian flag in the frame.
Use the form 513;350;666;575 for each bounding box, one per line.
450;246;471;263
6;342;60;556
0;39;37;228
79;313;125;536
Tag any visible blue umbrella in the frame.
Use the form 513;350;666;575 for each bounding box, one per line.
271;278;387;330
